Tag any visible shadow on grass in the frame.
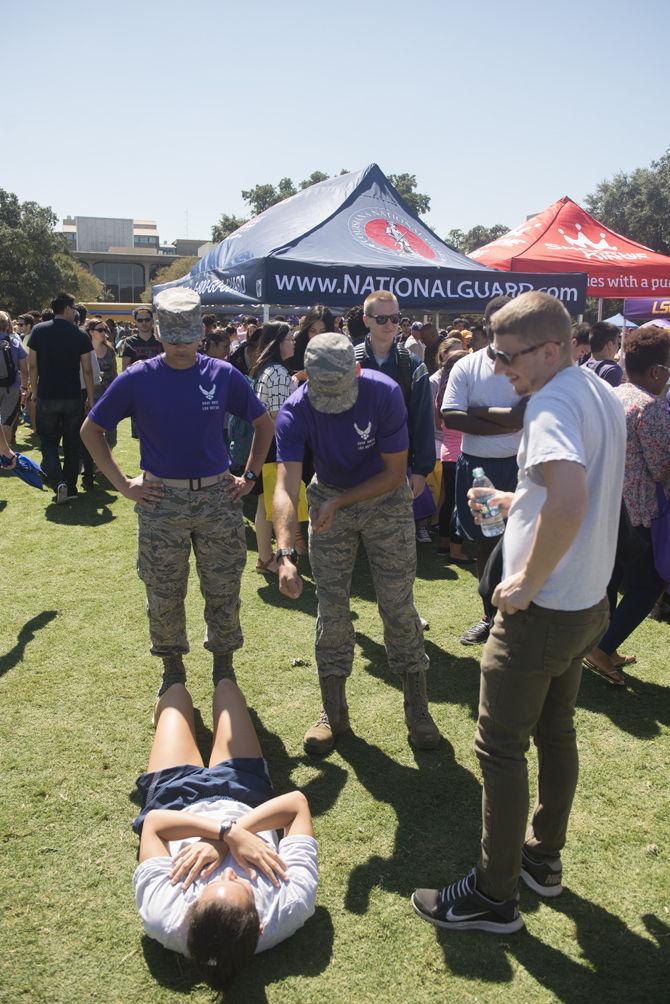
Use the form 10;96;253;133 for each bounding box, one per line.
578;666;670;740
44;487;118;526
250;710;348;819
337;733;481;914
495;890;670;1002
141;904;334;1002
0;499;6;513
356;632;480;719
0;609;58;679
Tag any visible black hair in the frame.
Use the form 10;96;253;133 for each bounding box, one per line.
203;328;232;354
343;305;367;345
41;309;54;321
202;313;218;328
187;895;260;992
51;291;76;314
18;313;34;330
572;322;591;347
250;321;292;377
76;302;88;324
292;305;336;369
224;324;237;336
400;316;411;325
624;325;670;376
243;315;258;327
589;322;620;354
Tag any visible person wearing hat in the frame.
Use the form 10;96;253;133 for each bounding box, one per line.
272;332;441;753
81;288;274;701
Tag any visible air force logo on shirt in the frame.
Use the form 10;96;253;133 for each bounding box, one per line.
354;420;375;451
199;384;219;412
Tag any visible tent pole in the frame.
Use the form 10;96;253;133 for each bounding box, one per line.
577;314;583;323
597;298;603;321
262;304;270;322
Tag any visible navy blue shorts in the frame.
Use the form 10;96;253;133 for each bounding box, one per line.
454;452;519;541
132;757;274;834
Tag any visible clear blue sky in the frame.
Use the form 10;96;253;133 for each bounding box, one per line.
4;0;669;245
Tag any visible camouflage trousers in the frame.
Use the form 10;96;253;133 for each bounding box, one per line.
135;479;246;659
307;479;429;679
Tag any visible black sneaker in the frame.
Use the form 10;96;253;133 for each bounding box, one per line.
412;869;524;933
460;618;490;646
521;846;563;898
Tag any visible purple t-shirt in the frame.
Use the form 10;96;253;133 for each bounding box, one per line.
275;369;408;488
1;333;27;388
583;356;623;388
89;354;266;478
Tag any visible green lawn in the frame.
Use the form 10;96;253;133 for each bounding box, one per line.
2;422;669;1003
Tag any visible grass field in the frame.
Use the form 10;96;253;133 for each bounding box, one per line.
2;421;670;1004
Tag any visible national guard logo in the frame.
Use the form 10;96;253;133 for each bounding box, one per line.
348;208;445;262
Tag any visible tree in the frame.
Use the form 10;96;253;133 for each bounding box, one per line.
585;148;670;254
387;173;431;217
140;256;198;302
55;256;110;302
211;213;248;242
0;189;78;314
300;171;329;190
444;223;510;254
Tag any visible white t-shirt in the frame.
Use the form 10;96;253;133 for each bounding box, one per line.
503;365;625;611
404;334;425;361
133;797;318;957
441;347;521;458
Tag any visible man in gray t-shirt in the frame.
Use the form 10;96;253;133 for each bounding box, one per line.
411;292;625;936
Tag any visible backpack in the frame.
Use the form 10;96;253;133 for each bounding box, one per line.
354;341;413;407
0;337;17;389
227;374;256;471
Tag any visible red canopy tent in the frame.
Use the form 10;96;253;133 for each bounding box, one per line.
470;197;670;300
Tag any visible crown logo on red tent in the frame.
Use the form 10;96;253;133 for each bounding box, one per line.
555;223;617;252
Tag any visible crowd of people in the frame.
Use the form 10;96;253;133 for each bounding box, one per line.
3;285;670;990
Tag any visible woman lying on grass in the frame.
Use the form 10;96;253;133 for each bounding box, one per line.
133;680;318;991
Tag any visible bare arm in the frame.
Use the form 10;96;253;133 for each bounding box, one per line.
28;349;38;396
81;352;94;409
442;399;526;435
493;460;587;614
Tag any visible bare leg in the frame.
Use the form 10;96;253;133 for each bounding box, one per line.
255;493;277;568
147;684;205;773
209;680;263;766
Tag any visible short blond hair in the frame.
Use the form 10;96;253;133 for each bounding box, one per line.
363;290;398;316
491;292;571;348
0;311;12;333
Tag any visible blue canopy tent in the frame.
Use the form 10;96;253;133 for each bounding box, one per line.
603;312;638;328
154;164;587;314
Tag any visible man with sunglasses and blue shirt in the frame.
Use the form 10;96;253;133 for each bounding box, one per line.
441;295;526;646
412;291;625;935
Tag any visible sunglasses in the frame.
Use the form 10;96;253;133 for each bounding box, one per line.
137;316;153;323
487;340;562;366
94;326;108;332
368;313;401;325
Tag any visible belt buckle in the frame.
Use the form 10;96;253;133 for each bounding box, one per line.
189;477;202;491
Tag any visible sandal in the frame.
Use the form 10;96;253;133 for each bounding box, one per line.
583;657;626;688
255;556;278;575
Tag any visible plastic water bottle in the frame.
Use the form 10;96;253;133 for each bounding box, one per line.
472;467;505;537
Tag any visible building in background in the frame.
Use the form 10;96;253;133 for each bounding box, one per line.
60;216;208;301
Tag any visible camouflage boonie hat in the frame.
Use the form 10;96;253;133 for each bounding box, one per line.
305;333;358;414
153;288;202;344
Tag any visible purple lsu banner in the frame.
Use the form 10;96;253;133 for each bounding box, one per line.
624;297;670;322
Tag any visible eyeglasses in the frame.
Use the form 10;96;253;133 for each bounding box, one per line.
368;313;401;325
137;316;153;323
487;341;563;366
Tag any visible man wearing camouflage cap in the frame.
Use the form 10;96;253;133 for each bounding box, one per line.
82;288;273;703
272;332;440;753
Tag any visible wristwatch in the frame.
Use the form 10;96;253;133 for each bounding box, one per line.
218;820;235;843
276;547;298;564
243;470;258;483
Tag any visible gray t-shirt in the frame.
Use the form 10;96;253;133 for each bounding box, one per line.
503;365;625;611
